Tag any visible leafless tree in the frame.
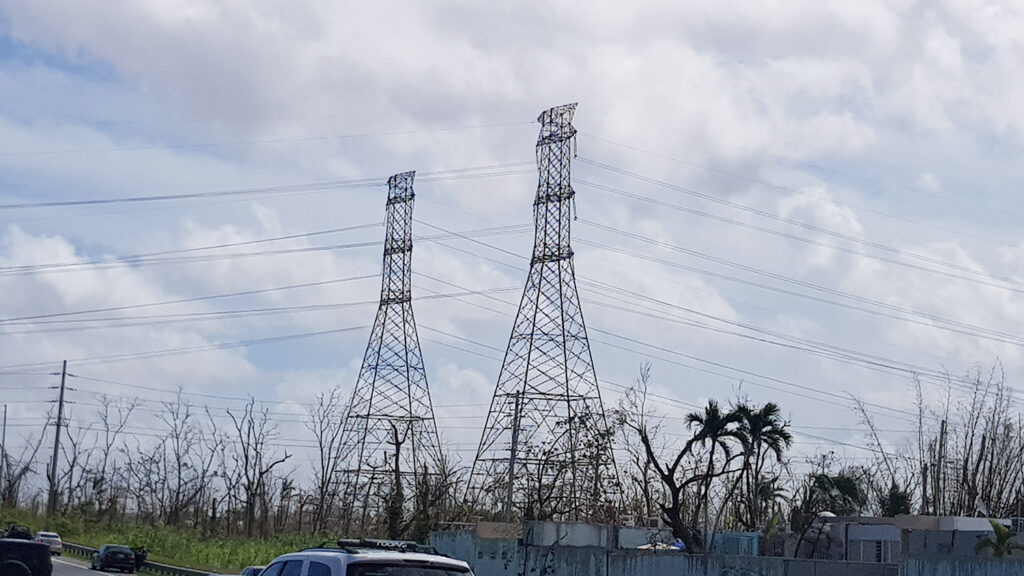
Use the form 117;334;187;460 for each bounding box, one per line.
1;423;47;509
305;387;345;534
57;413;94;514
913;361;1024;518
93;393;138;521
157;389;218;527
226;397;291;538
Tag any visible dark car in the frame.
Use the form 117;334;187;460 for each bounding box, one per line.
0;538;54;576
240;567;264;576
2;525;33;541
91;545;136;573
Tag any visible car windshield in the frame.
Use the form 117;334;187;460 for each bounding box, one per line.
37;533;59;538
108;546;133;553
346;564;471;576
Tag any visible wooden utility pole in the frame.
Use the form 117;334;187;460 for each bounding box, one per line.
45;360;67;530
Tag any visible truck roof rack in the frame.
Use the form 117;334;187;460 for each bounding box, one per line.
301;539;443;556
336;539;441;555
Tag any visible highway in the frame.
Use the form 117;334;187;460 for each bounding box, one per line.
52;556;94;576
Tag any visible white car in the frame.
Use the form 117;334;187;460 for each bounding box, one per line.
33;531;62;555
262;539;473;576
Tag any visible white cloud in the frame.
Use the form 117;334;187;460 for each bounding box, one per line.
3;0;1024;475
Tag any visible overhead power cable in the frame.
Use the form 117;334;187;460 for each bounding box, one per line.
416;261;924;425
578;131;1016;249
575;220;1024;348
0;121;535;158
0;274;379;325
0;161;533;210
573;177;1024;295
415;219;1007;404
0;325;368;373
0;221;382;275
0;223;532;277
578;157;1011;283
0;284;519;336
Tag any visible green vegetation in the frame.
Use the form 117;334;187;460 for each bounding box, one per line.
4;508;319;573
975;518;1024;558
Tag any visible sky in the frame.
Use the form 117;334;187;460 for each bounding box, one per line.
2;0;1024;488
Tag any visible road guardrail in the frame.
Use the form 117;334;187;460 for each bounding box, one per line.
64;542;210;576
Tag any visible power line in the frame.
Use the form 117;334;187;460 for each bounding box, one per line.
0;284;519;336
0;325;369;373
578;157;1015;285
0;274;377;325
407;222;955;418
575;177;1024;296
0;221;382;275
0;160;533;212
0;121;535;159
578;131;1018;249
0;223;532;277
418;266;928;426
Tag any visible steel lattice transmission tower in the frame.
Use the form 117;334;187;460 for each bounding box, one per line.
468;104;618;521
337;171;444;534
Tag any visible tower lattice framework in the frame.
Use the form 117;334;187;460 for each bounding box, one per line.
337;171;443;533
468;104;618;521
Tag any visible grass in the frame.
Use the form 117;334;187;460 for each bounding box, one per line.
3;508;322;573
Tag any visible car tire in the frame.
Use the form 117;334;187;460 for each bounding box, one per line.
0;560;32;576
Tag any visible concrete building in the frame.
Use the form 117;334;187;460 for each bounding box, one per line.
818;515;1001;562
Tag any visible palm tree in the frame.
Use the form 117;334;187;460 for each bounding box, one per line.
811;471;868;516
976;518;1024;558
735;402;792;531
685;400;744;536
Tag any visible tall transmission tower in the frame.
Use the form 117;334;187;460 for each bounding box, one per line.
337;171;444;535
468;104;618;522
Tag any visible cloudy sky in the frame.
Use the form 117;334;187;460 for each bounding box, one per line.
3;0;1024;483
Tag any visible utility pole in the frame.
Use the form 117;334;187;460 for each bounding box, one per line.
0;403;7;527
46;360;67;531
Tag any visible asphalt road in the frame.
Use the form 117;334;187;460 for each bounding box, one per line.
52;556;95;576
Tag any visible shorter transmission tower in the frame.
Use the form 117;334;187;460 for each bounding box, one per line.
336;171;444;536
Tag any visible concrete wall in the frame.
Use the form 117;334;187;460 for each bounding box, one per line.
432;526;1024;576
615;526;672;548
904;530;990;559
903;559;1024;576
431;529;899;576
524;521;611;547
707;532;759;556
